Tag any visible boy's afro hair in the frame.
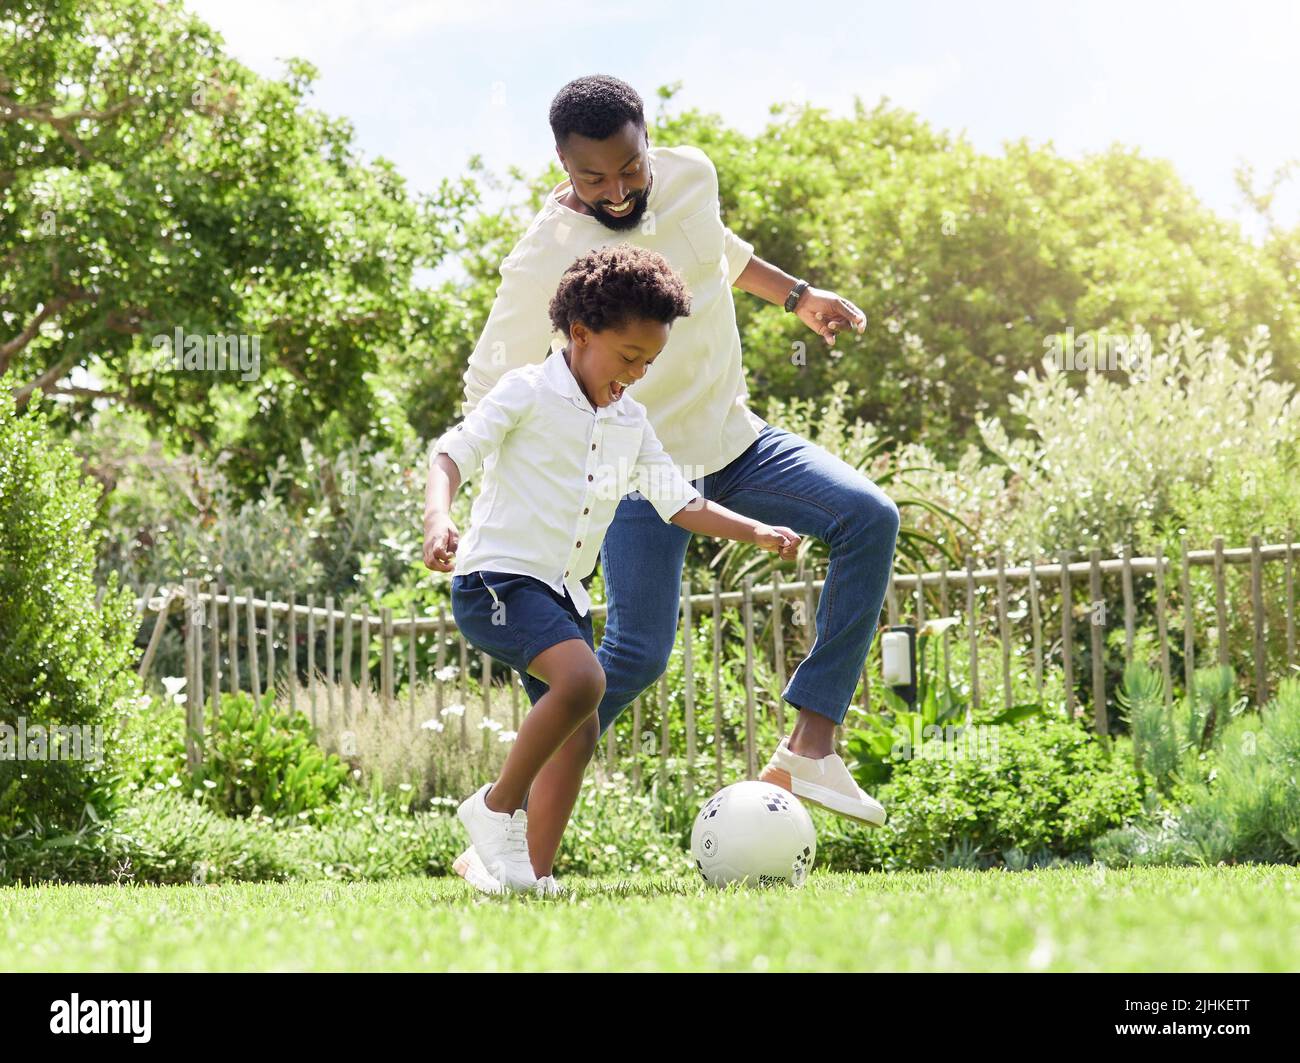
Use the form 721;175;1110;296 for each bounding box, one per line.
548;244;692;338
549;75;645;143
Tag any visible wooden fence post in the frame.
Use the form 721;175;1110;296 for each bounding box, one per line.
324;596;336;726
225;588;239;695
682;578;696;799
1213;536;1228;667
341;603;353;726
1180;538;1195;700
265;591;276;705
712;580;723;791
1059;550;1075;720
770;569;786;735
306;595;316;725
360;609;371;716
1121;544;1136;665
139;588;176;681
245;588;260;705
409;610;418;722
965;554;980;718
1089;548;1106;735
183;579;200;771
1154;543;1173;710
996;549;1011;709
287;590;297;717
208;585;220;719
1027;556;1044;701
742;574;756;780
1287;538;1296;674
1251;535;1267;704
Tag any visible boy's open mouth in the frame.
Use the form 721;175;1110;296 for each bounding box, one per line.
608;380;628;401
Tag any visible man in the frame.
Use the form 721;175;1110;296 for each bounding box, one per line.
430;74;899;887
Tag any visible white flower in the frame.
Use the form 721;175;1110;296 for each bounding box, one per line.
497;730;517;744
161;676;187;700
434;666;459;682
441;703;466;718
420;718;445;733
478;718;503;732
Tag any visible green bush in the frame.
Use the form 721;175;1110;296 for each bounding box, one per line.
1118;662;1247;797
1095;678;1300;867
0;400;139;835
868;716;1143;869
0;787;467;885
189;691;351;822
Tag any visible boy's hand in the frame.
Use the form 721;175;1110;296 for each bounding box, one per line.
423;512;460;572
753;523;801;561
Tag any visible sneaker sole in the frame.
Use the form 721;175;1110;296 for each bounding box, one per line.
759;765;887;826
452;848;504;895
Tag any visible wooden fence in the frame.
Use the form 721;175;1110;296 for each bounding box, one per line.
124;536;1298;789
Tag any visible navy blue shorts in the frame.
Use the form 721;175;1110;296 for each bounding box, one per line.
450;570;595;684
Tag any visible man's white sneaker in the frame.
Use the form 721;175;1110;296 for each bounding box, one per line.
456;783;538;893
758;735;887;826
452;845;503;895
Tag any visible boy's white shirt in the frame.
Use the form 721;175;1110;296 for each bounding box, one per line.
454;144;767;479
432;350;701;617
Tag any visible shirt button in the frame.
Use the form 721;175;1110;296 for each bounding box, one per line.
591;443;596;450
583;507;589;515
587;474;593;481
564;570;570;577
576;541;582;548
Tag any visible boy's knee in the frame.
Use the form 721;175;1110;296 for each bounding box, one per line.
555;660;606;709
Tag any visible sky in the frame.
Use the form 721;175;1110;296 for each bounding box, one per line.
186;0;1300;238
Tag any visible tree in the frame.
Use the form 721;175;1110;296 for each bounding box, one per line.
0;0;452;490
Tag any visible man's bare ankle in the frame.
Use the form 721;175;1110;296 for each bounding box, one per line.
787;737;831;759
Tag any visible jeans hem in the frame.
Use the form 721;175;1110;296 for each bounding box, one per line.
782;680;849;727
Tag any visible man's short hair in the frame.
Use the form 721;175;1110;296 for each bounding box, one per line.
549;75;645;143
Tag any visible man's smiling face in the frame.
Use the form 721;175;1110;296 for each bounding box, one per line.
556;120;652;232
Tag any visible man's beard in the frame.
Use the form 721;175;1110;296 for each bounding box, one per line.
589;181;651;231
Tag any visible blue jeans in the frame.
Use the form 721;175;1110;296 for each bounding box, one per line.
515;421;900;736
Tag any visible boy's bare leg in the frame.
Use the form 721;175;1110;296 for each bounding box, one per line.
484;639;603;813
524;718;598;877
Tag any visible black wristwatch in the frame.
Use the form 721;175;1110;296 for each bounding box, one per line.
784;279;810;313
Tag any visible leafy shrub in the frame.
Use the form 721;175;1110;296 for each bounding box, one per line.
0;400;139;835
869;716;1142;869
0;787;465;885
845;617;1045;788
1095;678;1300;867
978;323;1298;558
1118;662;1247;797
191;691;350;822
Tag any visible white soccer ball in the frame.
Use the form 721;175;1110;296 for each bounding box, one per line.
690;780;816;888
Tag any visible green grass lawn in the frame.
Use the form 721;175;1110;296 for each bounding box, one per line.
3;864;1297;972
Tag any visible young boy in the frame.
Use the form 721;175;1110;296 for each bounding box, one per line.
424;244;800;894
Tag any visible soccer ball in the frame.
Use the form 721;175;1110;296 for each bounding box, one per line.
690;781;816;888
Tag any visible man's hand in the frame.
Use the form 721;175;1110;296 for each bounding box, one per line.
794;287;866;347
753;523;801;561
423;511;460;572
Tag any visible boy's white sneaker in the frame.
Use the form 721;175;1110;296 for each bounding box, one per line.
758;735;887;826
452;845;503;895
452;844;566;898
534;874;567;898
456;783;538;893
